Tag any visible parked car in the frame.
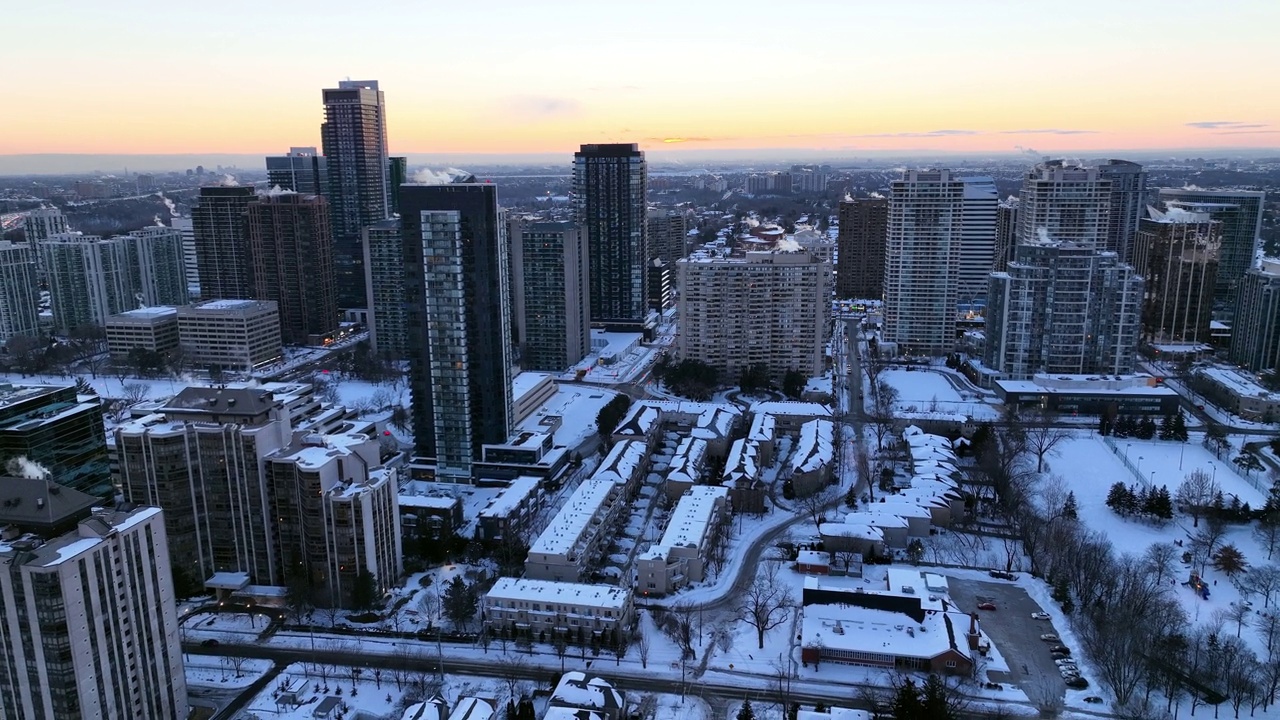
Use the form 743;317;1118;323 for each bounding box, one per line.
1031;612;1051;620
1055;659;1078;667
1066;677;1090;689
988;570;1016;580
982;682;1003;691
1051;651;1071;660
977;602;997;611
1040;633;1060;642
1084;697;1104;704
200;639;219;648
1049;645;1071;655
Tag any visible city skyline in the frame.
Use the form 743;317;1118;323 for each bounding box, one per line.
3;1;1278;165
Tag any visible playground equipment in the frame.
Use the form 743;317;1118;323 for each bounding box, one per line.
1184;572;1210;600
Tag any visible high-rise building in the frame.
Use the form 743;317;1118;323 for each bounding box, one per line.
649;258;673;313
883;170;976;356
22;206;68;244
1132;207;1220;345
363;219;406;358
0;383;110;497
126;226;189;307
1016;161;1111;249
985;242;1143;378
266;146;329;195
993;197;1019;273
1098;159;1148;263
40;233;135;333
956;176;998;305
321;80;390;309
117;385;401;606
192;186;257;301
0;489;187;720
246;193;339;345
401;182;513;482
515;221;590;371
835;196;888;300
0;241;40;344
1230;259;1280;372
388;156;407;215
574;143;649;331
1158;188;1266;313
169;217;201;294
646;208;690;263
677;248;830;380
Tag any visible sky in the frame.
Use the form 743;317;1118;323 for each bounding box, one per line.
3;0;1279;161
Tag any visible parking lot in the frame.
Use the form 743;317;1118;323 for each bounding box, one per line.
947;577;1074;696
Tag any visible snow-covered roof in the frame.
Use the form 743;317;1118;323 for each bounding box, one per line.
530;478;617;557
666;437;707;485
512;371;553;401
749;412;776;442
722;438;760;484
905;432;952;449
400;696;447;720
801;604;973;665
818;522;884;541
843;511;909;529
749;400;832;418
996;373;1176;396
797;708;873;720
592;440;647;486
654;485;727;551
614;402;661;438
449;697;495;720
477;476;541;520
797;549;829;566
550;671;624;714
696;406;739;438
790;418;834;474
486;578;631;611
1195;366;1279;400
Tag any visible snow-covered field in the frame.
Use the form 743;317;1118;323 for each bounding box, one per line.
182;611;272;640
184;655;271;689
879;369;999;420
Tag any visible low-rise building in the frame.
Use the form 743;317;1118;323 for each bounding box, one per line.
747;412;776;466
612;403;662;449
476;431;570;483
1190;366;1280;421
663;436;707;502
994;373;1180;417
548;672;627;720
748;401;832;434
397;490;464;544
484;578;634;641
722;438;766;514
525;478;623;581
177;298;283;373
590;439;648;498
511;373;557;426
475;475;545;543
635;485;729;596
105;306;180;361
788;418;834;496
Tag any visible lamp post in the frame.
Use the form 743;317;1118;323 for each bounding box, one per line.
1151;470;1156;487
1211;462;1217;484
1125;443;1132;463
1137;456;1144;476
1180;442;1185;470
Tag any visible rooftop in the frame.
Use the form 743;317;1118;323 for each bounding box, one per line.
512;371;553;400
749;400;832;418
530;478;616;557
800;604;973;664
666;437;707;485
0;476;101;530
109;306;178;320
486;578;631;610
654;485;728;550
550;671;624;713
592;440;646;486
791;418;834;474
162;386;278;417
477;476;542;519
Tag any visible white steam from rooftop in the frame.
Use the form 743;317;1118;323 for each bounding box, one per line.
5;456;51;481
218;174;239;187
411;167;469;185
776;238;802;252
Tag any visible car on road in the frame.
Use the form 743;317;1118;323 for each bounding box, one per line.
1040;633;1060;642
988;570;1016;580
982;682;1003;691
1031;612;1051;620
1066;677;1090;689
977;602;997;611
1055;659;1078;667
200;639;219;648
1049;645;1071;655
1084;697;1104;704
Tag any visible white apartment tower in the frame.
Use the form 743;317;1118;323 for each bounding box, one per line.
677;248;830;379
40;233;135;334
170;217;201;294
956;176;999;304
0;241;40;344
22;206;68;243
1016;161;1111;249
127;226;190;307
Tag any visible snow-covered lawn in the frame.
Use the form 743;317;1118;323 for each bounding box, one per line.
184;655;271;689
182;612;272;639
879;369;999;420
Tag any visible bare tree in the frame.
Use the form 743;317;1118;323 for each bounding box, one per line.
658;602;698;660
796;486;840;527
1240;565;1280;611
1190;517;1229;574
1176;469;1220;528
737;563;794;649
770;653;795;711
1024;411;1070;473
1142;543;1179;586
494;653;527;702
868;380;899;451
1226;601;1252;638
121;382;149;406
1256;521;1280;561
636;628;650;669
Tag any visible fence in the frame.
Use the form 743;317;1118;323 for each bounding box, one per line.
1101;436;1153;489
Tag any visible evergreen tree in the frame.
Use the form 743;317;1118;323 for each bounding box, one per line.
1170;411;1189;442
351;570;378;610
1212;490;1227;519
736;699;756;720
1137;416;1157;440
443;576;478;631
1098;410;1114;436
1106;482;1130;515
1124;483;1143;517
1158;413;1173;440
844;484;858;508
1062;491;1079;521
921;675;956;719
1155;485;1175;520
891;678;924;720
1140;486;1157;518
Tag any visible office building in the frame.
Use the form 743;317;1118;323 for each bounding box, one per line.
105;307;180;362
574;143;649;331
1230;259;1280;372
0;383;110;497
0;492;187;720
126;226;190;307
40;233;135;334
192;186;257;301
993;197;1019;273
0;241;39;344
986;242;1143;378
388;156;407;215
1159;188;1266;312
266;146;328;195
170;217;200;293
677;248;829;379
401;183;513;482
647;208;690;263
1016;161;1110;249
362;219;406;358
835;196;888;300
515;221;590;371
176;299;282;373
956;176;998;305
882;170;971;356
321;80;390;308
246;193;339;345
1132;207;1220;345
1098;159;1149;263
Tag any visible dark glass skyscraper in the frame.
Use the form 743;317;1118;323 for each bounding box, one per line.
387;157;407;215
321;80;389;309
1158;188;1266;314
835;196;888;300
1098;159;1148;264
246;193;339;345
266;147;329;196
192;186;256;300
401;182;512;482
573;143;649;331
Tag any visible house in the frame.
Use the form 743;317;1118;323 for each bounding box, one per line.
548;672;626;720
749;401;832;433
788;418;834;497
748;412;776;465
663;437;707;502
818;520;885;558
634;486;730;596
313;696;344;720
722;438;765;514
401;696;448;720
449;697;495;720
796;549;830;575
612;403;662;449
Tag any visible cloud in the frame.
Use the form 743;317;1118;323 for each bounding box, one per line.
646;137;718;144
854;129;978;138
999;129;1098;135
1186;121;1268;129
1215;129;1280;135
497;95;582;120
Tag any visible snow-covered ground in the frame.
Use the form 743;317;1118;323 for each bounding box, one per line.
879;369;999;420
563;331;662;385
182;611;272;641
184;655;271;689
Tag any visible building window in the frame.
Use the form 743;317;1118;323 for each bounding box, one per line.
945;660;957;668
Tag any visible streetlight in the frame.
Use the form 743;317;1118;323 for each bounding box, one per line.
1151;470;1156;487
1125;443;1132;463
1137;456;1144;475
1211;462;1217;484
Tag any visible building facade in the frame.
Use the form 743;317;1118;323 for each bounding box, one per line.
401;183;513;482
1132;207;1220;345
176;299;283;373
0;241;39;344
246;193;339;345
362;219;406;358
646;208;690;263
192;186;257;301
835;197;888;300
516;221;590;371
956;176;999;305
1015;161;1111;249
1158;188;1266;314
105;307;180;362
483;578;634;640
40;233;135;333
574;143;649;331
266;146;329;195
0;384;110;497
1098;159;1148;264
1230;259;1280;372
22;206;68;244
321;80;390;309
169;217;200;293
677;249;830;380
126;226;190;307
993;197;1019;273
635;485;729;596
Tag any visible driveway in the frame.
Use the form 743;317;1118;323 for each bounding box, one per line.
947;578;1072;696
